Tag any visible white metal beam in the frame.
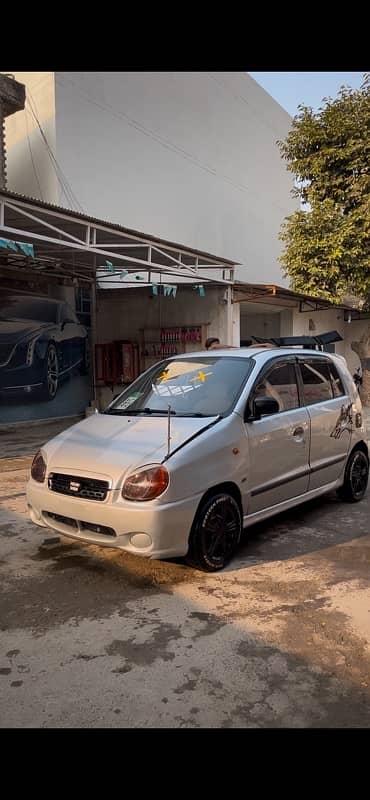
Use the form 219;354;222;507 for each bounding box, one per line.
1;193;234;268
4;200;87;245
0;223;232;283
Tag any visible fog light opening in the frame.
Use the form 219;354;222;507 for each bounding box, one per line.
129;533;152;549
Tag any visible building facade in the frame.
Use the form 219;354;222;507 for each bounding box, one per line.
5;71;297;286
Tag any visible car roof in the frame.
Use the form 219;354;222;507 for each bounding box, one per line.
173;347;339;362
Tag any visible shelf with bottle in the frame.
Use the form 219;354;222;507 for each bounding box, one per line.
160;326;202;344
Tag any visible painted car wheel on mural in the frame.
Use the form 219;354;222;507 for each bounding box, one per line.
39;343;59;401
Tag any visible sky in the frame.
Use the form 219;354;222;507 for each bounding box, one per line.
248;72;366;117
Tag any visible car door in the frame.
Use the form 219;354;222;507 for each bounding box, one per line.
297;356;352;490
244;357;311;514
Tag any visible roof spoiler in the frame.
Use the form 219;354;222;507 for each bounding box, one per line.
251;330;343;349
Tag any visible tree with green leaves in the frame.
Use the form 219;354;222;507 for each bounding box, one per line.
278;74;370;404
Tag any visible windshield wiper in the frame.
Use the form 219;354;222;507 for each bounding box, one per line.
104;407;177;415
176;412;210;417
103;409;129;415
138;408;177;415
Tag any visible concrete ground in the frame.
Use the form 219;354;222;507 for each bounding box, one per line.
1;416;370;728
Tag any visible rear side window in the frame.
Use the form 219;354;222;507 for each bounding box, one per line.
328;362;345;397
253;361;299;412
300;360;334;404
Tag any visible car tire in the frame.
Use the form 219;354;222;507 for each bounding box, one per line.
337;448;369;502
186;492;242;572
39;343;59;401
79;338;90;375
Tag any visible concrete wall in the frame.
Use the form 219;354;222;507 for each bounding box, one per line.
292;308;370;375
280;309;294;337
342;319;370;374
5;72;296;286
291;307;346;357
290;306;370;374
239;303;370;375
240;311;281;341
55;72;296;284
5;72;58;203
96;286;230;345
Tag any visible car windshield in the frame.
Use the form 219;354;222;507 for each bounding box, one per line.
0;296;58;323
105;356;253;417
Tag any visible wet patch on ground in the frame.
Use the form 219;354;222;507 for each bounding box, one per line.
105;622;181;666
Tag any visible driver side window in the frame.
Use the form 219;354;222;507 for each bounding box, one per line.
252;362;299;413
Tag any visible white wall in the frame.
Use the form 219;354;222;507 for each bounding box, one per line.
54;72;296;285
5;72;296;286
292;308;370;375
240;311;281;341
291;307;345;357
342;319;370;374
5;72;58;203
239;303;370;372
280;309;293;337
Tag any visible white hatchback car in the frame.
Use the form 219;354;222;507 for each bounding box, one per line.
27;346;369;571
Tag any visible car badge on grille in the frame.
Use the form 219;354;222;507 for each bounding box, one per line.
69;481;80;492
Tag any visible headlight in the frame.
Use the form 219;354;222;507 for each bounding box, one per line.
9;336;40;368
122;464;169;501
31;450;47;483
26;336;40;366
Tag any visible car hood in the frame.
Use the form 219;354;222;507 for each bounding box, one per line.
0;318;52;344
43;412;217;485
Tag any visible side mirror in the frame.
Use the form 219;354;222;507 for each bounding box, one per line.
250;395;279;421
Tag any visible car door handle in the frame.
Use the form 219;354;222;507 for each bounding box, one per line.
292;426;305;440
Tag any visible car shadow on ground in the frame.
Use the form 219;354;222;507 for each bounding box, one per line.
231;490;370;570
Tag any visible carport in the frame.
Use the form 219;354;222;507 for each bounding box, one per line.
0;189;239;417
232;281;362;359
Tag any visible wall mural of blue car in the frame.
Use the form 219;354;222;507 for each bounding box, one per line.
0;292;89;401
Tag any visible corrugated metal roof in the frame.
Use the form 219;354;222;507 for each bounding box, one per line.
233;281;353;310
0;188;239;266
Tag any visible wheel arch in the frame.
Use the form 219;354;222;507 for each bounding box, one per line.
349;439;369;459
192;481;243;526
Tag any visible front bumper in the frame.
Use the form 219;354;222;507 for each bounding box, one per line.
0;362;43;393
27;479;201;559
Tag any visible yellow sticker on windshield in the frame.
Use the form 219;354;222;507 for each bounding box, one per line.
190;370;212;384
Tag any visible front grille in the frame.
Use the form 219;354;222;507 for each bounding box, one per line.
45;511;115;537
81;521;116;537
48;472;109;501
0;343;14;366
46;512;78;529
